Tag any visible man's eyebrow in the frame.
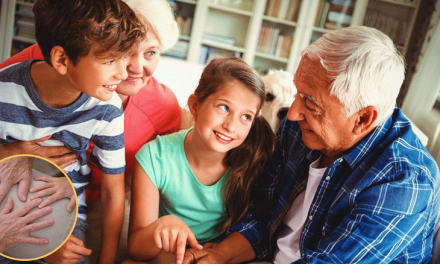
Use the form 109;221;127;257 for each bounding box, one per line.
300;93;321;108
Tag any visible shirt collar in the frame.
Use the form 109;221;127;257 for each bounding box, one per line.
343;109;396;169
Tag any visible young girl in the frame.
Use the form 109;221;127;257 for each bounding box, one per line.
126;57;275;264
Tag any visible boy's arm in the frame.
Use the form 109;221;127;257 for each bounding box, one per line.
99;172;125;264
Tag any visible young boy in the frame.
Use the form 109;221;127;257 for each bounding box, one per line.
0;0;146;263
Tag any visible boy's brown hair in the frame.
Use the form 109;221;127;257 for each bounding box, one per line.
33;0;146;65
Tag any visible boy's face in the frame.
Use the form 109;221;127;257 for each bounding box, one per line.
66;51;128;101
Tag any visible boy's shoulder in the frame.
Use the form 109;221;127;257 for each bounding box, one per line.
0;59;35;82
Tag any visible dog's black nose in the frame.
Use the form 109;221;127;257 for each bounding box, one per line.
277;107;289;120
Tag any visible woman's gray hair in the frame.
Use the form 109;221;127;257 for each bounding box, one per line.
124;0;179;52
302;26;405;126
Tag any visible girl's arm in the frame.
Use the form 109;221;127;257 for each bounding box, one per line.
98;172;125;264
127;161;201;264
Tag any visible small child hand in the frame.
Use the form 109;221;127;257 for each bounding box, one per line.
29;176;76;213
154;215;203;264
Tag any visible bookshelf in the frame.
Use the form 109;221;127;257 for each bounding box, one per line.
363;0;420;56
165;0;197;59
0;0;422;75
0;0;36;63
166;0;420;74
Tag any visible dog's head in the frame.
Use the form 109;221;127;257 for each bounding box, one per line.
261;70;296;132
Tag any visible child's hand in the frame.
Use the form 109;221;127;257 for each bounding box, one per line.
154;215;203;264
43;235;92;264
29;176;76;212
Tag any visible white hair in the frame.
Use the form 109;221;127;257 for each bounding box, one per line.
301;26;405;126
123;0;179;52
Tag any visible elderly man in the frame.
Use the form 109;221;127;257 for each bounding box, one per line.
183;26;440;264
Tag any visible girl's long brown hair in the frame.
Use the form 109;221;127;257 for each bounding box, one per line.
193;57;275;230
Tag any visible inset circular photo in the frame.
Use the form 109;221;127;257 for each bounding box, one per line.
0;154;77;261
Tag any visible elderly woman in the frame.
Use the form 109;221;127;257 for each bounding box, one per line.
0;0;188;263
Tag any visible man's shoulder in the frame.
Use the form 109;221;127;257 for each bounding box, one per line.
365;110;438;184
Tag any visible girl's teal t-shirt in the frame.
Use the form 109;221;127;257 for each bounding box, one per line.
135;129;230;244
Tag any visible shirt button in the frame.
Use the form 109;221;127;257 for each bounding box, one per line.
325;176;331;181
322;226;325;231
309;215;313;221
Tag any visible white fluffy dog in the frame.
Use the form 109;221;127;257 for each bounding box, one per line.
261;70;297;132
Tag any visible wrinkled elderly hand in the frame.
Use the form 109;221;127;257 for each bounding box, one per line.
0;156;34;202
30;176;76;213
0;197;53;253
0;135;77;169
182;243;225;264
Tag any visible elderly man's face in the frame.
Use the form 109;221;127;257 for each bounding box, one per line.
287;55;359;163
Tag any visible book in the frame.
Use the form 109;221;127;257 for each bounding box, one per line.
279;36;293;58
164;40;189;59
314;0;325;26
277;0;290;20
199;46;209;64
266;0;276;16
202;32;235;46
271;0;282;18
269;28;280;55
175;16;184;32
275;35;284;57
258;27;271;53
290;0;302;21
182;18;193;36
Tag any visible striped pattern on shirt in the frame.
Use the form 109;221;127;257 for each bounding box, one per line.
0;60;125;220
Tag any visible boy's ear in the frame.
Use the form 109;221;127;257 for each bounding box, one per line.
353;105;378;135
50;46;70;75
187;94;198;119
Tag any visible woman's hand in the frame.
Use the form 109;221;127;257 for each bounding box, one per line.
154;215;203;264
0;135;77;169
30;176;76;212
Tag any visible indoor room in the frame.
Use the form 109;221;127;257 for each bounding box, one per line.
0;0;440;263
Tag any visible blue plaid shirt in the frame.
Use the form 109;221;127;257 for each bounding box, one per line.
229;108;440;263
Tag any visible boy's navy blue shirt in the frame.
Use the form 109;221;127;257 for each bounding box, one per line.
230;108;440;263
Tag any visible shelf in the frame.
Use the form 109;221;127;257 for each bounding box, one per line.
201;40;245;53
16;0;34;7
13;35;36;44
262;16;297;27
373;0;418;8
254;52;289;63
312;27;331;34
175;0;197;5
1;0;422;74
179;35;191;41
208;4;253;17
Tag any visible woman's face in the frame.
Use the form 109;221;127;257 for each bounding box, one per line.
116;23;161;98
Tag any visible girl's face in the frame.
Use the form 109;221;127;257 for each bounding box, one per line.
116;22;161;98
192;80;261;154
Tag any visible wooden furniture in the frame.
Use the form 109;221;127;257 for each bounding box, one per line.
0;0;421;74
